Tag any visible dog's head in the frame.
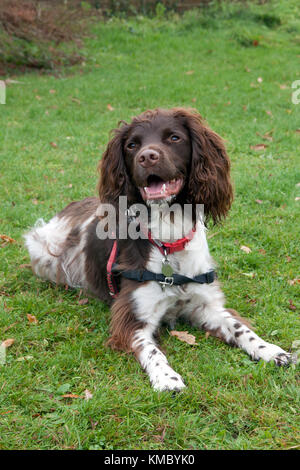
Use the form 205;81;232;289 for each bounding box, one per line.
98;108;233;223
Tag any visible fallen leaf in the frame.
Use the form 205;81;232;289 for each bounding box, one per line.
16;355;33;361
258;249;266;255
27;314;38;324
107;104;114;111
262;130;273;141
71;97;81;104
240;245;252;254
170;330;197;345
295;197;300;201
242;272;255;278
296;130;300;134
49;89;56;94
62;394;81;399
185;70;194;75
255;199;263;204
279;84;288;89
0;234;17;245
250;143;268;151
3;322;18;332
1;338;15;348
50;142;58;148
288;279;300;286
252;40;259;46
84;389;93;400
265;110;273;117
288;300;296;311
286;256;292;262
19;264;32;269
78;298;89;305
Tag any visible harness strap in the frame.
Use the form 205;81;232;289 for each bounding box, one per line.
111;264;216;287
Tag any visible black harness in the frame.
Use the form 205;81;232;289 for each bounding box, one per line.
107;236;217;299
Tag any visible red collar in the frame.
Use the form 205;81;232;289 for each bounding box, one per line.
147;227;196;255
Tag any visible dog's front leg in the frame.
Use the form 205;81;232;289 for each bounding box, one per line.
132;325;186;392
189;303;291;366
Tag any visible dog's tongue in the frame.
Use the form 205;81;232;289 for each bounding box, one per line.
140;178;183;200
147;180;164;196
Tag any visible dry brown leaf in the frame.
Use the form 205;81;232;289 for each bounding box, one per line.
250;143;268;151
185;70;194;75
255;199;263;204
107;104;114;111
288;279;300;286
19;264;32;269
0;234;17;244
240;245;252;254
1;338;15;348
288;300;296;311
50;142;58;148
62;394;81;398
78;298;89;305
27;314;38;324
170;330;197;345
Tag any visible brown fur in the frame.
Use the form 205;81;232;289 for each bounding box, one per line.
107;280;146;352
98;108;233;224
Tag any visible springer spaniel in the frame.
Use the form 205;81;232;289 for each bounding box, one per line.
24;108;291;391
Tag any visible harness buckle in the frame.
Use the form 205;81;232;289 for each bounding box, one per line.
159;276;174;291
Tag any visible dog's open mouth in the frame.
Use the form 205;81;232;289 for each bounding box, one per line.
139;175;183;201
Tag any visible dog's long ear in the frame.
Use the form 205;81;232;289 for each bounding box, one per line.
98;123;134;204
180;109;233;224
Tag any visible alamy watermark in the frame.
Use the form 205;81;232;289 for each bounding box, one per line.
292;80;300;105
95;196;204;244
0;81;6;104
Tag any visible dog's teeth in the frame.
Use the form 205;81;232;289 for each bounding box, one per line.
144;187;149;193
162;184;166;193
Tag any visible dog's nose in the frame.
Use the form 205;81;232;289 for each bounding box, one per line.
137;149;160;168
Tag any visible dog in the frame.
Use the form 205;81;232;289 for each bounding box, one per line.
24;108;291;391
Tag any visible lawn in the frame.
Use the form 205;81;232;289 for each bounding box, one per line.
0;0;299;450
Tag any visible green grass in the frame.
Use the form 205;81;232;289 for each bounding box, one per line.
0;0;299;450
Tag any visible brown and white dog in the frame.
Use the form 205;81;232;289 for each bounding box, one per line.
24;108;291;391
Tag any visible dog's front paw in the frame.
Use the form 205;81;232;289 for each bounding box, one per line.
151;366;186;392
252;342;291;366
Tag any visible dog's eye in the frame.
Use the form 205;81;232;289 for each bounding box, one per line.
127;142;136;150
170;135;180;142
